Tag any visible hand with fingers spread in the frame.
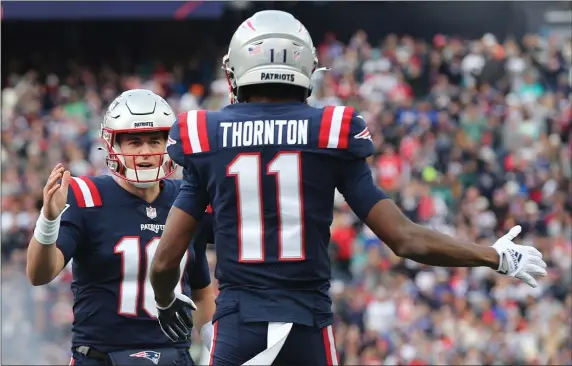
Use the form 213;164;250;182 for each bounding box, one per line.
43;163;71;221
33;163;72;246
156;292;197;342
492;225;548;288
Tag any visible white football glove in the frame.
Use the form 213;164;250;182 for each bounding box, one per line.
492;225;547;288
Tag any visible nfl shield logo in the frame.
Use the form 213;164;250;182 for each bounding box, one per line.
146;207;157;219
293;49;301;61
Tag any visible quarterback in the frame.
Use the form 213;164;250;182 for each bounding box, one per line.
27;90;215;365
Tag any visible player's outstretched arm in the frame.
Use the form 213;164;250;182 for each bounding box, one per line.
338;111;546;287
364;200;547;286
338;159;548;287
365;199;499;266
27;164;71;286
339;163;499;267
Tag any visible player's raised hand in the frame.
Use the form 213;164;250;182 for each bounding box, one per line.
492;225;548;288
43;163;71;220
156;292;197;342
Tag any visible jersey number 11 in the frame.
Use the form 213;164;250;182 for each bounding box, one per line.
228;152;305;262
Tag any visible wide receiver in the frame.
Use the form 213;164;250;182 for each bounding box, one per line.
26;90;215;366
150;10;547;366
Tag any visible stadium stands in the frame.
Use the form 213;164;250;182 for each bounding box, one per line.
2;29;570;365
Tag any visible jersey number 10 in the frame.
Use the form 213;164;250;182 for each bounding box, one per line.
228;152;305;262
114;237;188;318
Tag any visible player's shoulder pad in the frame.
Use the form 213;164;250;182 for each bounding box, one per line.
317;105;373;159
168;110;212;166
67;176;104;208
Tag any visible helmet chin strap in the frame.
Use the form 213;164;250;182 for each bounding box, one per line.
123;165;166;186
111;174;159;190
130;181;159;189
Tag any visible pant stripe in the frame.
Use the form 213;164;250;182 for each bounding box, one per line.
208;321;219;366
321;325;338;365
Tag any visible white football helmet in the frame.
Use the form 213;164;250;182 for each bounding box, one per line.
101;89;177;188
223;10;319;103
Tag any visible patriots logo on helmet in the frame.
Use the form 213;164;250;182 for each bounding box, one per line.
130;350;161;365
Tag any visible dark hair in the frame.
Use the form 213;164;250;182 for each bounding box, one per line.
237;83;310;103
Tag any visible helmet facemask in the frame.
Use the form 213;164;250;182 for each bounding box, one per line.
101;89;179;188
102;127;177;188
222;54;238;104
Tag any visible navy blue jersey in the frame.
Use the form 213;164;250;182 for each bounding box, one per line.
168;104;387;328
57;175;213;352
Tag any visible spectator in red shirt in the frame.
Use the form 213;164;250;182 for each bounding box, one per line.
376;144;403;195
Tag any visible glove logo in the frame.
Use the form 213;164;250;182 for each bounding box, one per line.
493;225;547;288
508;248;523;268
498;249;523;275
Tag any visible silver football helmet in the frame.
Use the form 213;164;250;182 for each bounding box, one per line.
223;10;319;103
100;89;177;188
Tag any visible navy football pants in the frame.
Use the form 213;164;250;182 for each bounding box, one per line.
208;311;339;365
69;347;194;365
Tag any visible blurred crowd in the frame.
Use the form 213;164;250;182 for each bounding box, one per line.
2;29;571;365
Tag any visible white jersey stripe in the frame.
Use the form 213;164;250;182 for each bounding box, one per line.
327;106;346;149
71;177;95;208
186;110;203;153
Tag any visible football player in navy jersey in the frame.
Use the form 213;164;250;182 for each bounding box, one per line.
26;89;215;366
150;10;547;366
